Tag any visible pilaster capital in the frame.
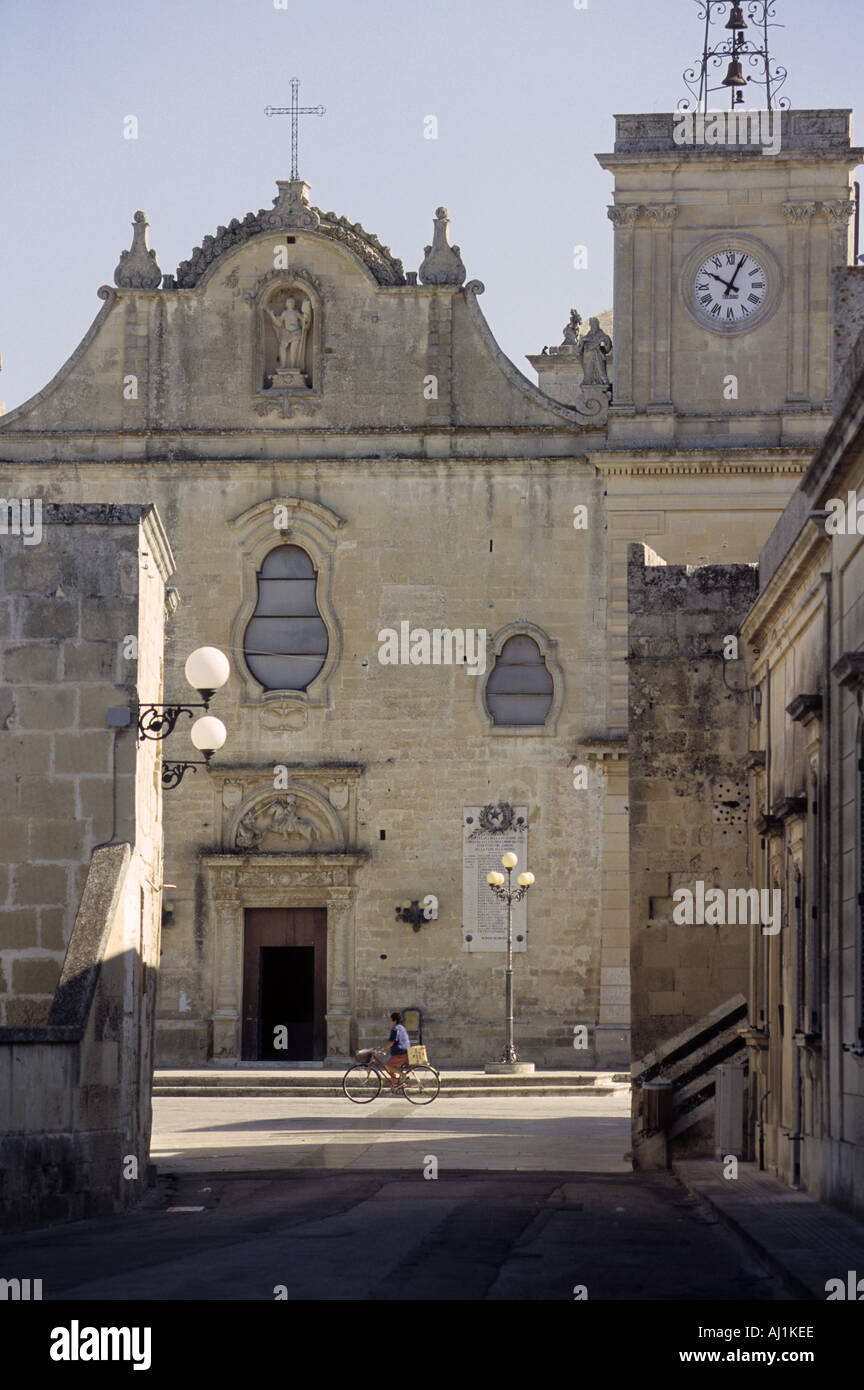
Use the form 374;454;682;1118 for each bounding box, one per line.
607;204;642;230
326;887;356;918
643;203;679;226
783;201;819;224
823;198;856;224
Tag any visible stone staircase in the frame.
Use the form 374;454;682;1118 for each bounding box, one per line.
631;993;748;1167
153;1067;630;1098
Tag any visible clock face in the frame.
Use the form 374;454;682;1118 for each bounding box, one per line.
693;248;768;327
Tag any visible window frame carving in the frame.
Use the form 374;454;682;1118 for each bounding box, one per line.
229;496;345;715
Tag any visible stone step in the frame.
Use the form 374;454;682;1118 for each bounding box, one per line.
155;1067;625;1089
152;1069;629;1098
154;1083;620;1098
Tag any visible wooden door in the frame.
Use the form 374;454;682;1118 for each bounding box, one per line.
242;908;327;1060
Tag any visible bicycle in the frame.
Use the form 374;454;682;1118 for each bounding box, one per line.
342;1047;440;1105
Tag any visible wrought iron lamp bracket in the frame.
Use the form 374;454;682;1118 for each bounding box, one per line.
488;884;530;905
137;701;211;742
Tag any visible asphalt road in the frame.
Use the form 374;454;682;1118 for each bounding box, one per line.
0;1092;792;1301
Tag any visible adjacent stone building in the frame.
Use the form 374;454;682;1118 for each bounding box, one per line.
0;504;173;1229
737;316;864;1216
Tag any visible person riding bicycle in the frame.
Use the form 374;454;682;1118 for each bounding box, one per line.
378;1010;410;1090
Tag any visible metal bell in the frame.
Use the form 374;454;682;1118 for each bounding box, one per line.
725;4;748;30
722;59;748;88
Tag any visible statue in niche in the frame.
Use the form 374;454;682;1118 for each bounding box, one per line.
265;290;312;389
578;316;613;389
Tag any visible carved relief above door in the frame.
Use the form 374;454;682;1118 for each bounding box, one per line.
212;764;364;853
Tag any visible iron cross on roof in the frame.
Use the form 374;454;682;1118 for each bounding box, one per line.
265;78;326;181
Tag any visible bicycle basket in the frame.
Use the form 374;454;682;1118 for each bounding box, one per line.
407;1045;427;1065
356;1048;374;1063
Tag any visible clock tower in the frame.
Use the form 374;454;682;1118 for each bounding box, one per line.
598;107;861;448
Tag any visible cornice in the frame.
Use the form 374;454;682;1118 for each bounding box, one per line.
597;148;864;171
741;523;828;646
208;763;365;784
594;452;810;477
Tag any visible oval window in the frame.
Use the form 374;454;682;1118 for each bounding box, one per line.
243;545;328;691
485;634;553;726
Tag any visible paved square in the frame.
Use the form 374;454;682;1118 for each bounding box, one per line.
151;1089;633;1174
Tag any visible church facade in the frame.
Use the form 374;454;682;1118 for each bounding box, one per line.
0;108;859;1071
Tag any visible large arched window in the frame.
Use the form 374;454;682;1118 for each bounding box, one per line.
242;545;328;691
485;634;554;726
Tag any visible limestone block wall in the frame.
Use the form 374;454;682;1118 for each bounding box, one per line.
144;459;612;1069
0;844;154;1231
0;506;168;1028
0;502;173;1231
0;459;613;1070
628;543;758;1065
833;267;864;392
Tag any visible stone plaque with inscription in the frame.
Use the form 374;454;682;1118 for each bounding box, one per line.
462;804;528;952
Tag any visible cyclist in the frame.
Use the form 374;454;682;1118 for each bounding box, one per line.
378;1010;410;1090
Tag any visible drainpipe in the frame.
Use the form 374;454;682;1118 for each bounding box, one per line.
758;1087;771;1171
792;863;802;1189
761;662;773;1171
821;573;833;1140
763;662;772;1026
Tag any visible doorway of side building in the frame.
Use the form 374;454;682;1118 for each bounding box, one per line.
242;908;326;1060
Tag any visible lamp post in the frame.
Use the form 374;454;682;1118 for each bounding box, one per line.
485;852;535;1071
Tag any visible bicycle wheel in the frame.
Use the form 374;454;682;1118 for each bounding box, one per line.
342;1064;382;1103
402;1065;440;1105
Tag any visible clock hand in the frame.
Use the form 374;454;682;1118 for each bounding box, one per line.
724;256;748;298
705;271;735;290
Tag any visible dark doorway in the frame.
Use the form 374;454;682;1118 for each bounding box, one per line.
260;947;314;1060
242;908;326;1060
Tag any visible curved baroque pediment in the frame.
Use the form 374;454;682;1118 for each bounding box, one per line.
175;180;406;289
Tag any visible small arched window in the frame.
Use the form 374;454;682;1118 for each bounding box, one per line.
485;634;554;726
242;545;328;691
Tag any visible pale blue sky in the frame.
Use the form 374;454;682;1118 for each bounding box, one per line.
1;0;862;412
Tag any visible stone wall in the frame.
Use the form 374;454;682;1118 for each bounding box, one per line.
0;845;137;1230
833;268;864;399
628;544;757;1063
0;504;173;1230
0;505;167;1024
742;317;864;1217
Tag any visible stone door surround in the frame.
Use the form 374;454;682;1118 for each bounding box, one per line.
201;853;367;1062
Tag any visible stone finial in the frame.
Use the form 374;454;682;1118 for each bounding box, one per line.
263;180;321;231
419;207;466;286
114;211;162;289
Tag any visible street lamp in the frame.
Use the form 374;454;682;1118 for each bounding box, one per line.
486;851;536;1068
137;646;230;739
109;645;231;789
162;713;229;789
